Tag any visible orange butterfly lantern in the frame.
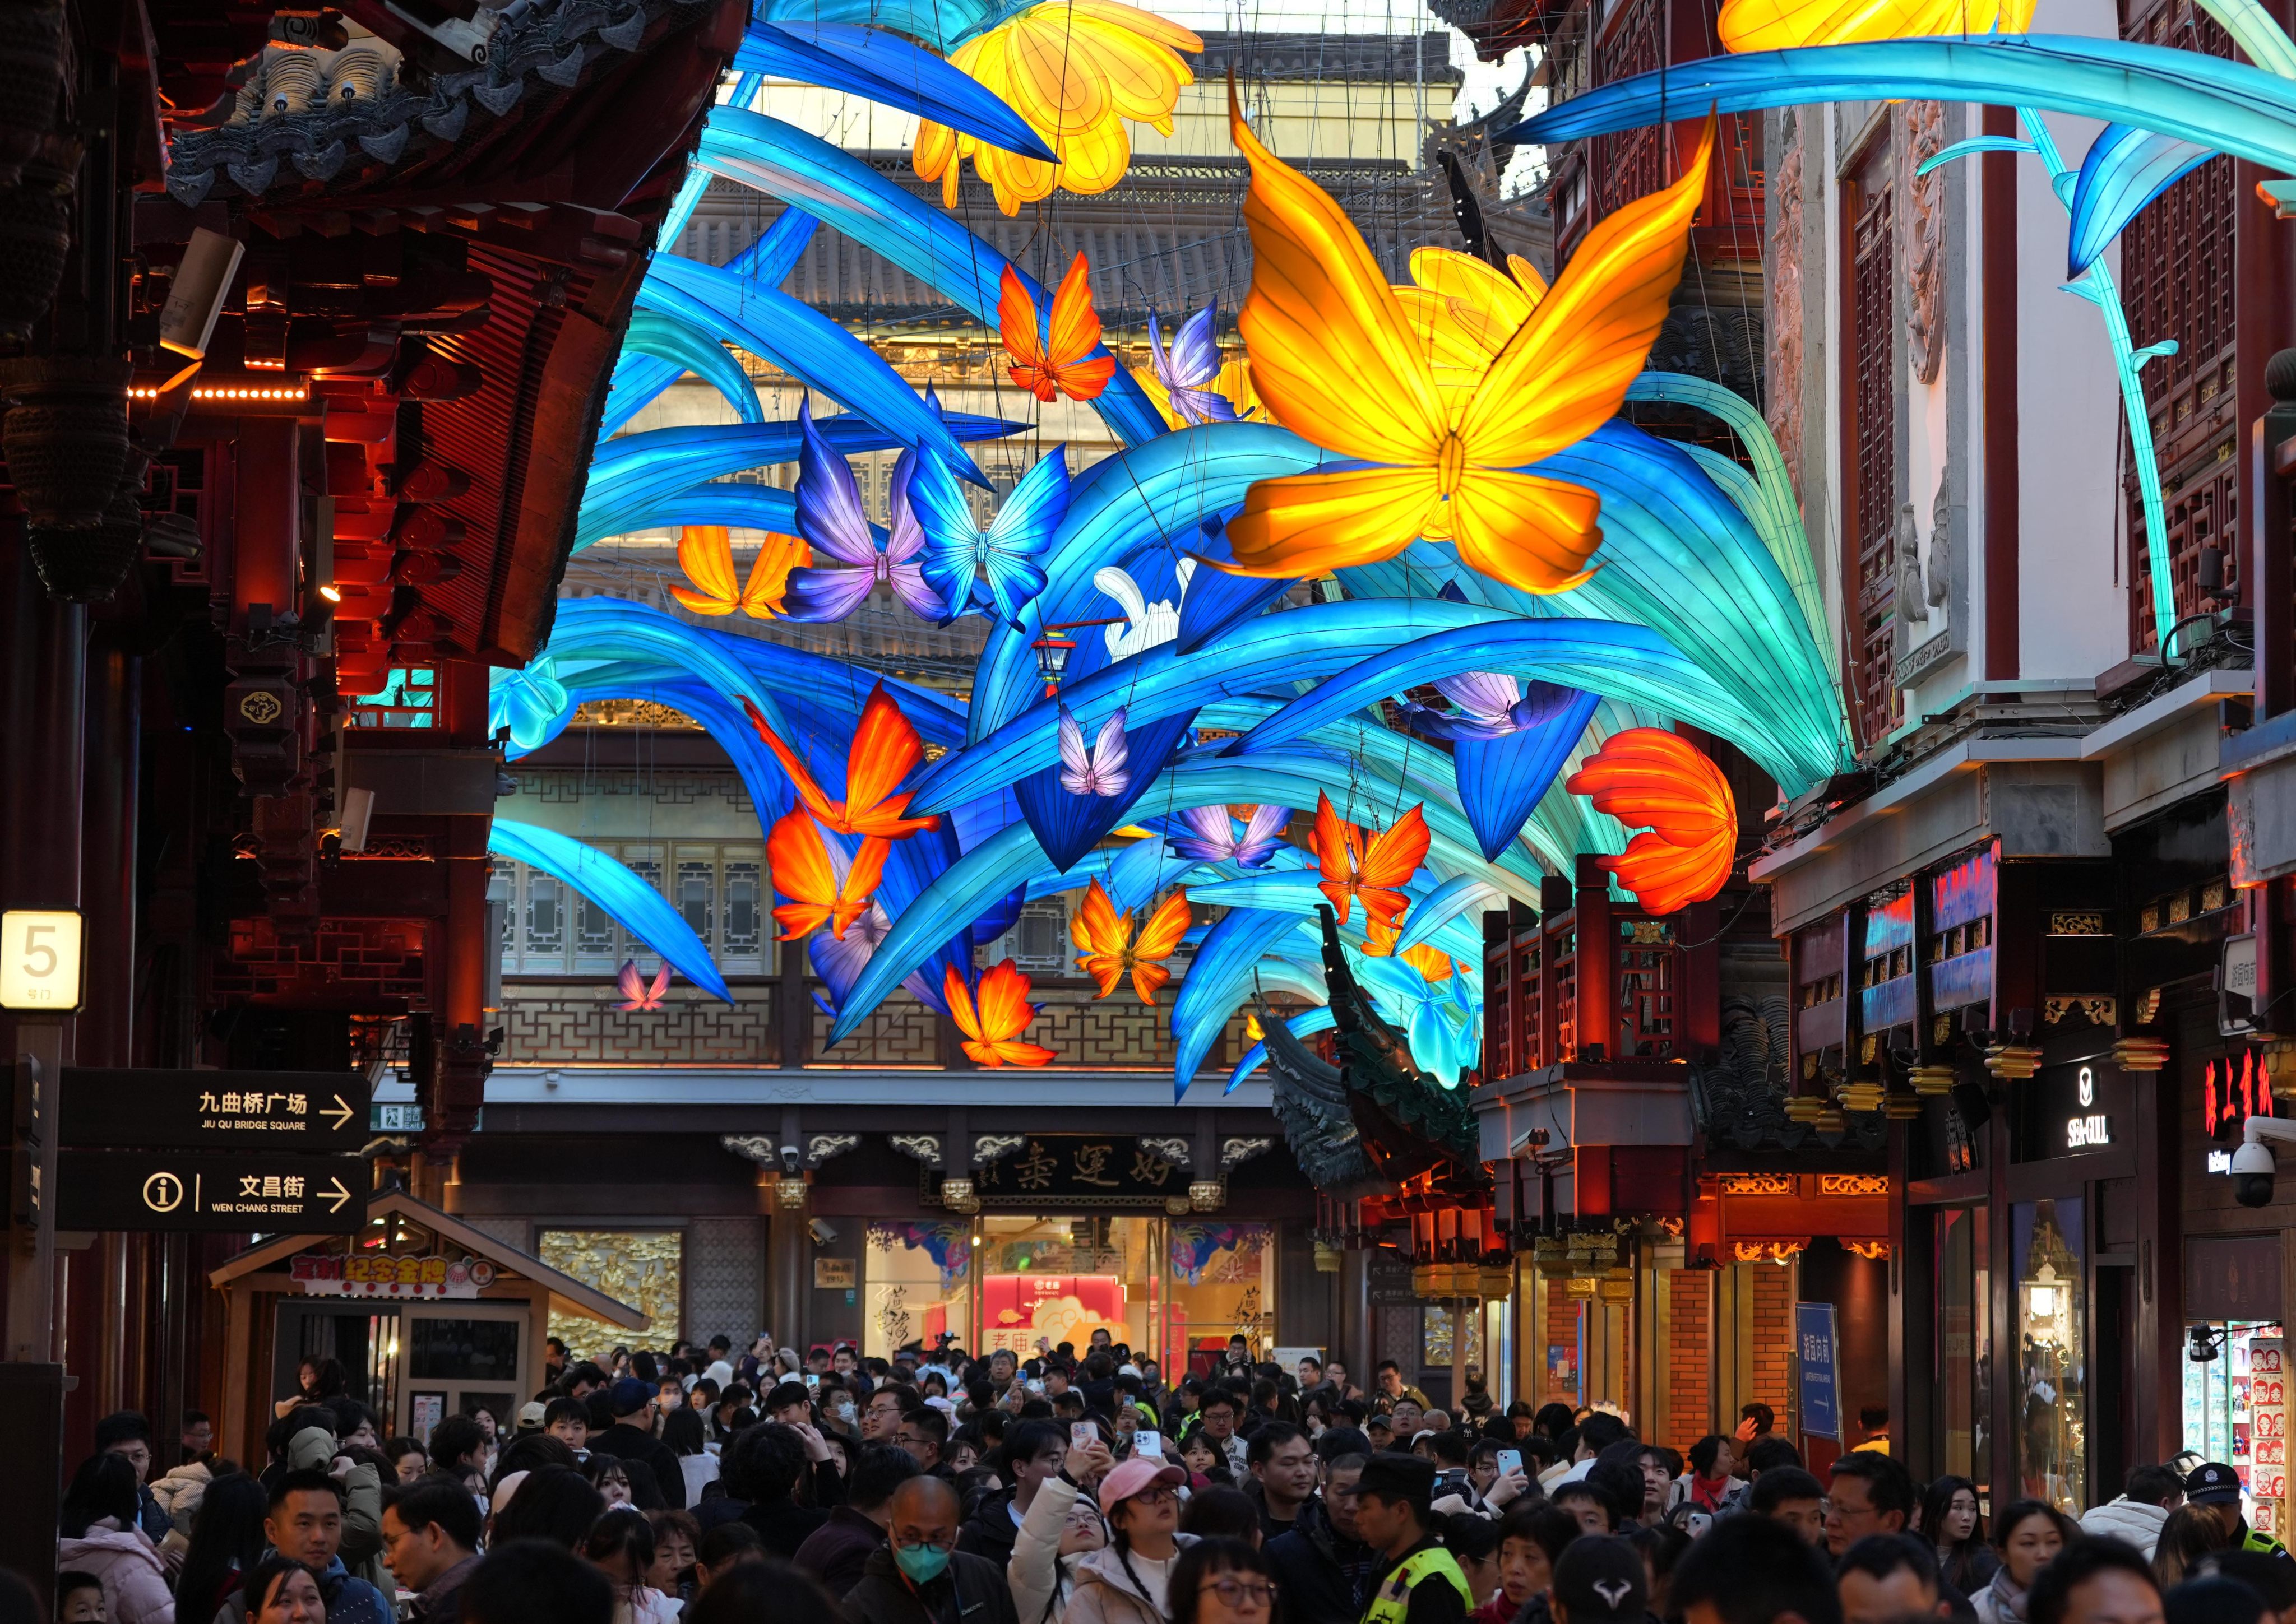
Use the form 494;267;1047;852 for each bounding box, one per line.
999;256;1117;404
766;813;889;941
945;960;1057;1067
742;686;939;840
1563;729;1737;916
1220;82;1714;591
1400;943;1454;982
670;526;809;619
1307;791;1429;956
1070;879;1192;1003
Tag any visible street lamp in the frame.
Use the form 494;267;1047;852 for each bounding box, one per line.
1029;618;1125;698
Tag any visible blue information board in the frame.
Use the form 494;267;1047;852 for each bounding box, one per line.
1796;1301;1841;1440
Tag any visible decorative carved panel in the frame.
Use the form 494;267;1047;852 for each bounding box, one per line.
501;981;779;1065
813;991;938;1067
1846;138;1900;747
1903;100;1945;384
1767;125;1805;494
2119;4;2238;652
685;1217;764;1346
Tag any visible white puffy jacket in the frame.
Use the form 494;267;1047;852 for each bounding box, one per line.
2076;1496;2170;1557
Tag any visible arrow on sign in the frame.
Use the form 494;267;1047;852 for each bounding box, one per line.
322;1177;352;1213
322;1095;355;1131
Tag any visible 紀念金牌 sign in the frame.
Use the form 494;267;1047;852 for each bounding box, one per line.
291;1252;497;1299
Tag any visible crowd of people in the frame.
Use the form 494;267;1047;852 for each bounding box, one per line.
14;1333;2294;1624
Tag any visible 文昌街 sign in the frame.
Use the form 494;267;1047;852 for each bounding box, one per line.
57;1149;368;1233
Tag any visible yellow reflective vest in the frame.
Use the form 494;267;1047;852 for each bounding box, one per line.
1361;1547;1474;1624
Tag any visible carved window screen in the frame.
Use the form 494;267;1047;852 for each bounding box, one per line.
2118;2;2237;651
1591;0;1667;227
1843;140;1899;747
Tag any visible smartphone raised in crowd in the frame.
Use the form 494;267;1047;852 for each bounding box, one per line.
1072;1422;1096;1451
1496;1447;1522;1479
1134;1431;1165;1459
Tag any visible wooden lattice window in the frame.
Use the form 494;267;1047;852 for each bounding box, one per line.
1617;918;1678;1057
1591;0;1666;225
1843;142;1899;746
2119;4;2238;651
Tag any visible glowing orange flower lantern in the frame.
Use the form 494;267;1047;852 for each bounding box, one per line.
1563;729;1737;916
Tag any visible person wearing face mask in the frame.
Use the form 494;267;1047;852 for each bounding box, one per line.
845;1476;1019;1624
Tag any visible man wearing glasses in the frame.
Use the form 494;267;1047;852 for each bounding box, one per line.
845;1475;1019;1624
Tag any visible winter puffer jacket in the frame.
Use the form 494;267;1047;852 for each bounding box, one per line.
2076;1497;2170;1557
151;1463;213;1565
1061;1537;1198;1624
1008;1472;1098;1624
57;1520;177;1624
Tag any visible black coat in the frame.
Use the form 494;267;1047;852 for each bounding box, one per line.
793;1505;885;1598
588;1422;687;1509
1265;1498;1380;1624
844;1543;1018;1624
956;1487;1021;1563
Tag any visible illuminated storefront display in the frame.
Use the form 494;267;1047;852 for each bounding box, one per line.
863;1213;1272;1368
2013;1199;2086;1513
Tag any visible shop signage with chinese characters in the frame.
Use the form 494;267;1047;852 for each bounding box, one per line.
969;1136;1188;1207
60;1069;369;1152
291;1252;496;1299
57;1149;367;1233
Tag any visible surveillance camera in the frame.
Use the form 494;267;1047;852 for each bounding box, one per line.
780;1144;800;1175
2232;1116;2296;1208
808;1217;839;1246
2234;1139;2277;1208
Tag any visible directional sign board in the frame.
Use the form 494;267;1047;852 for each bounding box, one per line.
59;1070;369;1152
58;1150;368;1233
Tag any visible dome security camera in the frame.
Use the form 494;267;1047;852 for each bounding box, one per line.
2232;1116;2296;1209
2234;1138;2278;1208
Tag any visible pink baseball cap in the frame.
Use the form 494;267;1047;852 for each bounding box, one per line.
1098;1456;1186;1516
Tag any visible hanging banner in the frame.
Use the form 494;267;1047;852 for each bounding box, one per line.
1797;1300;1842;1440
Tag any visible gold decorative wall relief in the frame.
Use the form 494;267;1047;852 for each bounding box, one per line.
538;1229;683;1356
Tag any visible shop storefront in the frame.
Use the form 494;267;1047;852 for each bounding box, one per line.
862;1210;1275;1372
207;1186;648;1462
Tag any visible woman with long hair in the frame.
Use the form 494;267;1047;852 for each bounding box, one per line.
58;1454;175;1624
177;1473;272;1623
1919;1476;1999;1594
274;1358;349;1421
1169;1538;1279;1624
2152;1502;2232;1591
582;1506;680;1624
1971;1501;2079;1624
1065;1459;1197;1624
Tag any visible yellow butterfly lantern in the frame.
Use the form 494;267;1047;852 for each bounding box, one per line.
914;0;1202;215
1717;0;2034;52
669;526;809;619
1220;83;1716;593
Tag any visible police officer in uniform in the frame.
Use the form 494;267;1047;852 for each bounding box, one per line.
2186;1461;2293;1558
1352;1455;1474;1624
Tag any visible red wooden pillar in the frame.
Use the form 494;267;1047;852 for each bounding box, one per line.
1575;856;1616;1061
1679;897;1721;1057
1539;877;1570;1068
